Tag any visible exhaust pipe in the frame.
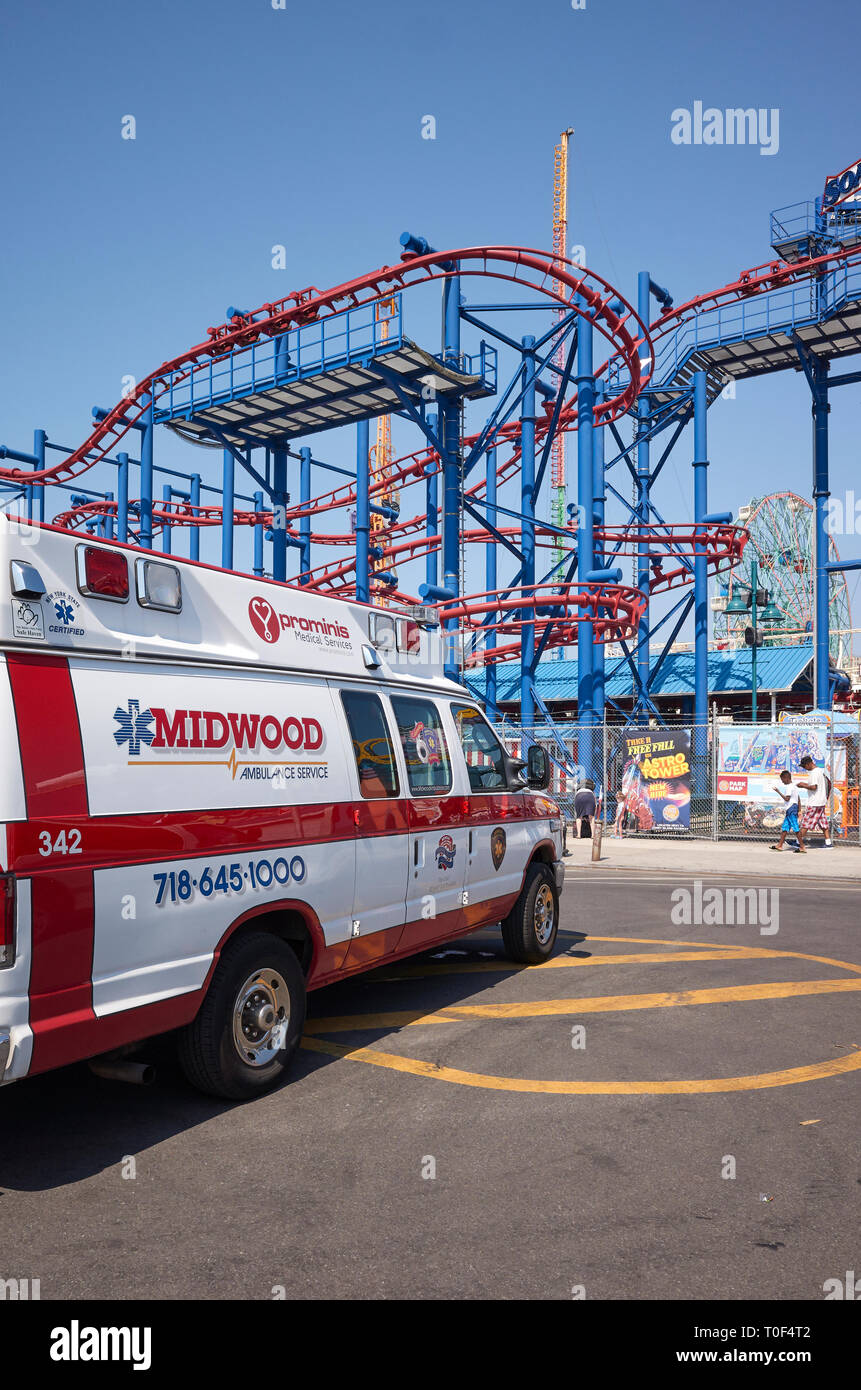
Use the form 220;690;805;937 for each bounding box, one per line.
89;1059;156;1086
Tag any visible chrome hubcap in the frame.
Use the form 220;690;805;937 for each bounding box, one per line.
534;884;555;945
232;970;290;1067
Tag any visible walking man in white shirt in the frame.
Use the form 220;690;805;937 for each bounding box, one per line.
796;755;831;853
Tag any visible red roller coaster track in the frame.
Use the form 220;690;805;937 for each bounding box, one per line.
1;245;650;489
41;237;799;663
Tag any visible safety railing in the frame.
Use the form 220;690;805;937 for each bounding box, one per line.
155;296;405;421
653;260;861;390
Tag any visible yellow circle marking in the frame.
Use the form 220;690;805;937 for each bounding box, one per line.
301;937;861;1095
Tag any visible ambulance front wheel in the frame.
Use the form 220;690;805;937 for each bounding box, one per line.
178;930;306;1101
500;862;559;964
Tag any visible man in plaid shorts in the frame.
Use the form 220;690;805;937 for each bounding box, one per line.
796;755;831;853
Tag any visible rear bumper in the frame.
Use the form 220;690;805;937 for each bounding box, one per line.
0;1029;10;1080
553;860;565;894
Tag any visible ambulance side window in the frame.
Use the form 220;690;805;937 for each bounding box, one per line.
390;696;452;796
451;704;509;792
341;691;399;799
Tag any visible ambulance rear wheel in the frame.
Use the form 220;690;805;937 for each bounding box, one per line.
178;931;306;1101
500;862;559;964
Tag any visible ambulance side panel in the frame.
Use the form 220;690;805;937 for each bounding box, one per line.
72;660;358;1019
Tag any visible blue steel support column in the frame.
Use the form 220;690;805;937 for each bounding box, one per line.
299;446;311;582
692;370;709;797
520;337;537;730
486;445;498;718
116;452;129;543
103;492;114;540
811;357;831;709
189;474;200;562
161;486;172;554
271;447;287;582
253;491;265;577
636;271;651;701
139;398;154;549
32;430;46;523
222;449;235;571
355;419;370;604
425;411;439;591
576;303;595;735
441;275;462;680
591;381;605;721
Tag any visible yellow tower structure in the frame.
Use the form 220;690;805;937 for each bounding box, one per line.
551;128;574;571
369;298;399;601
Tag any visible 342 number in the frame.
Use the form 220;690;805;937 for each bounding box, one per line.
38;829;82;857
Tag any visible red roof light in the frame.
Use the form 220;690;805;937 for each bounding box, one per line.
82;546;129;600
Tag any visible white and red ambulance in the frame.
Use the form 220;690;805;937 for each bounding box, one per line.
0;521;564;1099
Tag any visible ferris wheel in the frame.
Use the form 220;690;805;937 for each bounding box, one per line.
712;491;852;665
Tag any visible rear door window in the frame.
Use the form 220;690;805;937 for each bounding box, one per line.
341;691;399;799
390;696;452;796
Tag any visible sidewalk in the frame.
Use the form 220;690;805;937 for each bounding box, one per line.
564;830;861;881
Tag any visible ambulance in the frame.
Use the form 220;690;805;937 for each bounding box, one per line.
0;521;564;1100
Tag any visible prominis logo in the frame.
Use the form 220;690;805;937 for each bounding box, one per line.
113;698;324;777
248;596;350;646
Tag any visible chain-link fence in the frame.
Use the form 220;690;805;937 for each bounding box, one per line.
493;712;861;846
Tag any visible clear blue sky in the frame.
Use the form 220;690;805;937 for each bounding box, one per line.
2;0;860;642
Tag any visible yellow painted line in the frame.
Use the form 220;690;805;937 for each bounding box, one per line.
377;939;861;980
299;1035;861;1095
585;936;861;972
301;936;861;1094
377;948;804;979
305;977;861;1035
427;977;861;1019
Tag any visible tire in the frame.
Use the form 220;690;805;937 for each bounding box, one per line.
178;931;306;1101
500;861;559;964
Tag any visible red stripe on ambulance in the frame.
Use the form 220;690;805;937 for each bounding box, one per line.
6;792;541;874
6;653;89;819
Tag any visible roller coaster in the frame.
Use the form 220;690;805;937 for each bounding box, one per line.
4;154;861;736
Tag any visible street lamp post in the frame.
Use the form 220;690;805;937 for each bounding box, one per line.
726;560;782;721
751;560;760;722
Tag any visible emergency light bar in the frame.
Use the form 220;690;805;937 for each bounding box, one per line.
406;605;439;628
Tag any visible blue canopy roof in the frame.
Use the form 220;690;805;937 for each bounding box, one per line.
464;642;814;705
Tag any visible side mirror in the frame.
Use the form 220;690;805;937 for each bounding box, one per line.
527;745;550;790
504;755;527;788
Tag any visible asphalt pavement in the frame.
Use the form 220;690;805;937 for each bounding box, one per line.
1;870;859;1301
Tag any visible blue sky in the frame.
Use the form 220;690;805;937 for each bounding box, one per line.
2;0;860;643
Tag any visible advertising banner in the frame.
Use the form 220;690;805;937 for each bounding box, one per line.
716;724;830;804
715;722;844;832
621;728;691;830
